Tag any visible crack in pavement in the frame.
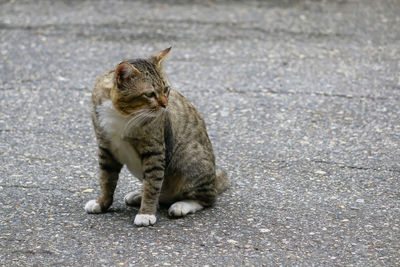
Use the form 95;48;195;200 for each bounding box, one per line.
227;87;395;100
262;159;400;173
0;184;77;193
312;160;400;173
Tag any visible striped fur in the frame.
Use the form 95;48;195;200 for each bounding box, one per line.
85;48;229;226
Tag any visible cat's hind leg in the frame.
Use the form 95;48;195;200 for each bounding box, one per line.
167;170;218;217
85;146;122;213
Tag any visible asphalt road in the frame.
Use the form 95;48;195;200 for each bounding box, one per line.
1;0;399;266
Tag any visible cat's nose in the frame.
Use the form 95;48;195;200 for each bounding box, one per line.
159;96;168;108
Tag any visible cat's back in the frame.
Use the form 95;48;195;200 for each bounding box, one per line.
168;90;206;128
167;90;214;151
92;70;115;106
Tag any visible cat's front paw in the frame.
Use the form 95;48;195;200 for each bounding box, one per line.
84;199;102;214
134;214;156;227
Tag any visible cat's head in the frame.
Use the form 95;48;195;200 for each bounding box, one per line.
111;47;171;116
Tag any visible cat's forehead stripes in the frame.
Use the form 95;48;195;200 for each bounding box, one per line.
127;59;166;90
127;59;160;78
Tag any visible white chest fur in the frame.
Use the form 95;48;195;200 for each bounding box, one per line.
97;100;143;179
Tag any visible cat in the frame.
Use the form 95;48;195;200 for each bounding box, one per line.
84;47;229;226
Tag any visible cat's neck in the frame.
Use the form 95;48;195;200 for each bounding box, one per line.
97;100;165;140
97;100;130;137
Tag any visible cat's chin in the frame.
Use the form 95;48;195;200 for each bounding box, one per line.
134;214;157;226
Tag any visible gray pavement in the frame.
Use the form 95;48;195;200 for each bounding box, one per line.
1;0;399;266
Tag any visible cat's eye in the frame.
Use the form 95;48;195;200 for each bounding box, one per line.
164;86;170;94
144;92;156;98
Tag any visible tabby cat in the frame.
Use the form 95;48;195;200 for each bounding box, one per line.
84;47;229;226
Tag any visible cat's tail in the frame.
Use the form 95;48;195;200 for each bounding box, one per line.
215;168;230;194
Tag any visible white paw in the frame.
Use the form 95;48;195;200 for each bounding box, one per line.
134;214;157;226
124;191;142;206
168;200;203;217
85;199;102;214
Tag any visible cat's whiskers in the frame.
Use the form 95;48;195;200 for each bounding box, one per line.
151;107;168;124
123;109;159;133
124;110;148;131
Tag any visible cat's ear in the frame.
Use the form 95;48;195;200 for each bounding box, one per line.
115;62;140;85
149;47;171;67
